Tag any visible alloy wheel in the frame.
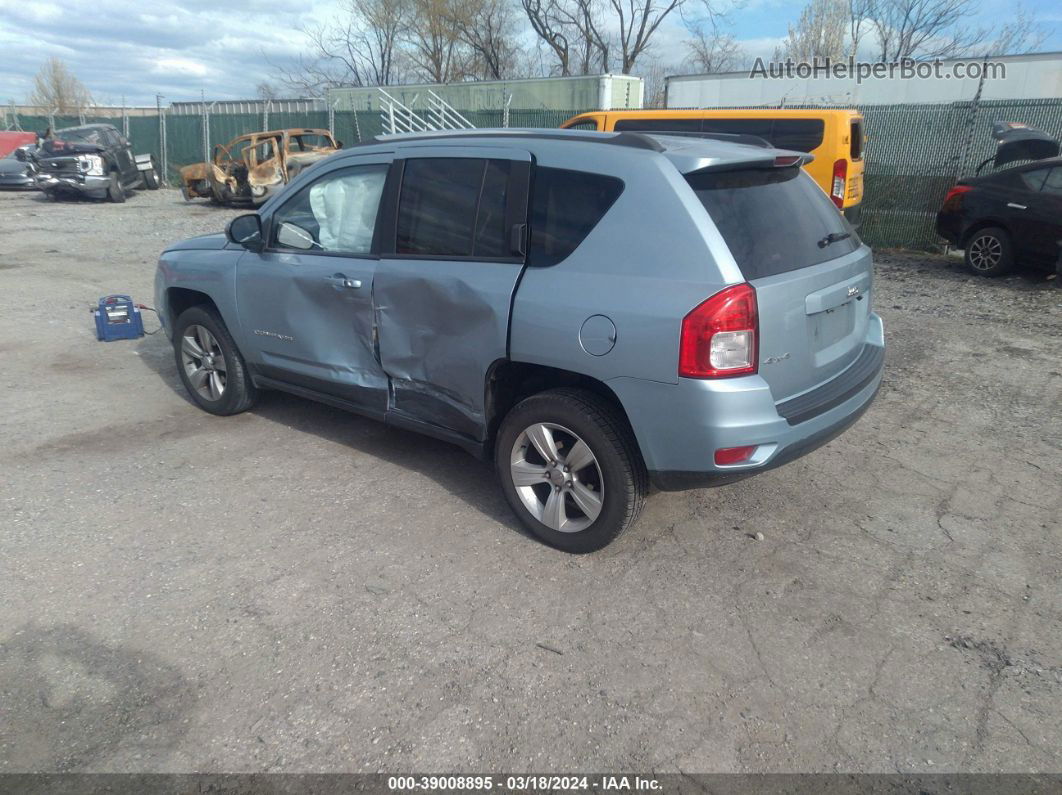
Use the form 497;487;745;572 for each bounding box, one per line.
181;324;227;401
510;422;604;533
968;234;1002;271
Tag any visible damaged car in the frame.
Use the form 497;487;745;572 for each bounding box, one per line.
179;128;340;206
937;121;1062;276
26;124;161;202
156;129;883;553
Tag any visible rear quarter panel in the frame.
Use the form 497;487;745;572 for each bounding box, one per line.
510;145;740;387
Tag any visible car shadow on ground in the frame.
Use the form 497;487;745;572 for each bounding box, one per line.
134;331;528;538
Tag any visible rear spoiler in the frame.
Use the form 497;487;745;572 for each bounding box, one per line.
642;131;773;149
679;150;814;176
975;121;1060;174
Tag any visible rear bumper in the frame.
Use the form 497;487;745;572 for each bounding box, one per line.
843;203;863;228
935;211;962;246
610;313;885;492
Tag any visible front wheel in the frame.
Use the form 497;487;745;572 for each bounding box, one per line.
173;306;257;416
496;388;647;553
964;226;1013;276
106;172;125;203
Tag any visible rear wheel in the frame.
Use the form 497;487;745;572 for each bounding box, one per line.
142;159;160;190
496;388;647;553
173;306;257;416
965;226;1013;276
106;172;125;203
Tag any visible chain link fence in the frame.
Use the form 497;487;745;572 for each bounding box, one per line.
5;99;1060;251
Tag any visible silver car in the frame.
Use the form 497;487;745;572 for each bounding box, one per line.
155;129;884;552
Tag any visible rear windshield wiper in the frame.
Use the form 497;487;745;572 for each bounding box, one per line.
817;231;852;248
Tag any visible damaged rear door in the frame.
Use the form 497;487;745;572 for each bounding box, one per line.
376;146;531;443
235;155;392;415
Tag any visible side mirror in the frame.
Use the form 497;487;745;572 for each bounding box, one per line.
335;140;343;149
276;221;318;250
15;148;26;162
226;213;263;251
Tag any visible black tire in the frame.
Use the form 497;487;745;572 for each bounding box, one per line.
173;305;257;416
106;172;125;203
495;388;647;553
142;162;160;190
964;226;1013;276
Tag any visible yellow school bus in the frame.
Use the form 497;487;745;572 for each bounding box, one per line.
561;109;866;225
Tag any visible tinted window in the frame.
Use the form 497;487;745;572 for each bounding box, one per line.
474;160;510;257
1042;167;1062;196
565;120;600;130
698;118;825;152
1019;168;1050;191
397;158;512;257
850;120;863;160
272;163;387;254
688;167;859;279
614;118;703;133
529;167;623;267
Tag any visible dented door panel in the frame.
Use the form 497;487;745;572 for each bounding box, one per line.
375;147;532;442
374;261;525;439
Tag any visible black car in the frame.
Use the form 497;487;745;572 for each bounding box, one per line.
936;122;1062;277
0;144;36;189
27;124;160;202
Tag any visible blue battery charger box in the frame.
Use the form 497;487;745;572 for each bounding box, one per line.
94;295;145;341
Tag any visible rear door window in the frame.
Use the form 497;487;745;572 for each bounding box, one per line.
529;167;624;267
614;118;703;133
395;157;515;258
687;167;859;279
850;120;864;160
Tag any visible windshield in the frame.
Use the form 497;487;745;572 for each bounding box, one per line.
687;166;859;280
40;128;103;155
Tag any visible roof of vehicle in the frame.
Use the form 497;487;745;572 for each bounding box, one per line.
55;123;117;133
225;128;334;143
566;108;862;121
369;127;811;173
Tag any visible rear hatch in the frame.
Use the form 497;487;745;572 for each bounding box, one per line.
687;163;871;403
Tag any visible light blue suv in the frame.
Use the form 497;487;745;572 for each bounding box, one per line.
155;129;884;552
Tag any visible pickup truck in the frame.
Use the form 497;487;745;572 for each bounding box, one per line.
27;124;160;202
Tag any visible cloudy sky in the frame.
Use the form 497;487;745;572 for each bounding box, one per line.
0;0;1058;106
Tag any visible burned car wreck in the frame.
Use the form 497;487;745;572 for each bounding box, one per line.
179;128;340;206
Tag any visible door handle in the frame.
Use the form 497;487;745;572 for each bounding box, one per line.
328;274;362;289
1007;202;1027;210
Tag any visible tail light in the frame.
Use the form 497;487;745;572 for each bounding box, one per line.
942;184;972;209
679;283;758;378
830;158;847;208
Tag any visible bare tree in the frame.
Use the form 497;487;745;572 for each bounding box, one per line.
448;0;520;79
986;5;1047;55
865;0;988;60
523;0;690;75
256;81;279;101
781;0;848;61
28;57;93;113
406;0;468;82
685;17;744;72
269;0;408;95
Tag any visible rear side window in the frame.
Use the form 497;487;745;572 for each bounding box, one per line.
688;167;859;279
396;158;510;257
529;167;623;267
1019;168;1050;191
614;118;703;133
699;118;825;153
850;120;864;160
565;120;600;130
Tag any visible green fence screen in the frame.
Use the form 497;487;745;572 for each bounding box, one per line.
7;99;1061;250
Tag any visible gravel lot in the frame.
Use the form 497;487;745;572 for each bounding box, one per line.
1;188;1060;774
